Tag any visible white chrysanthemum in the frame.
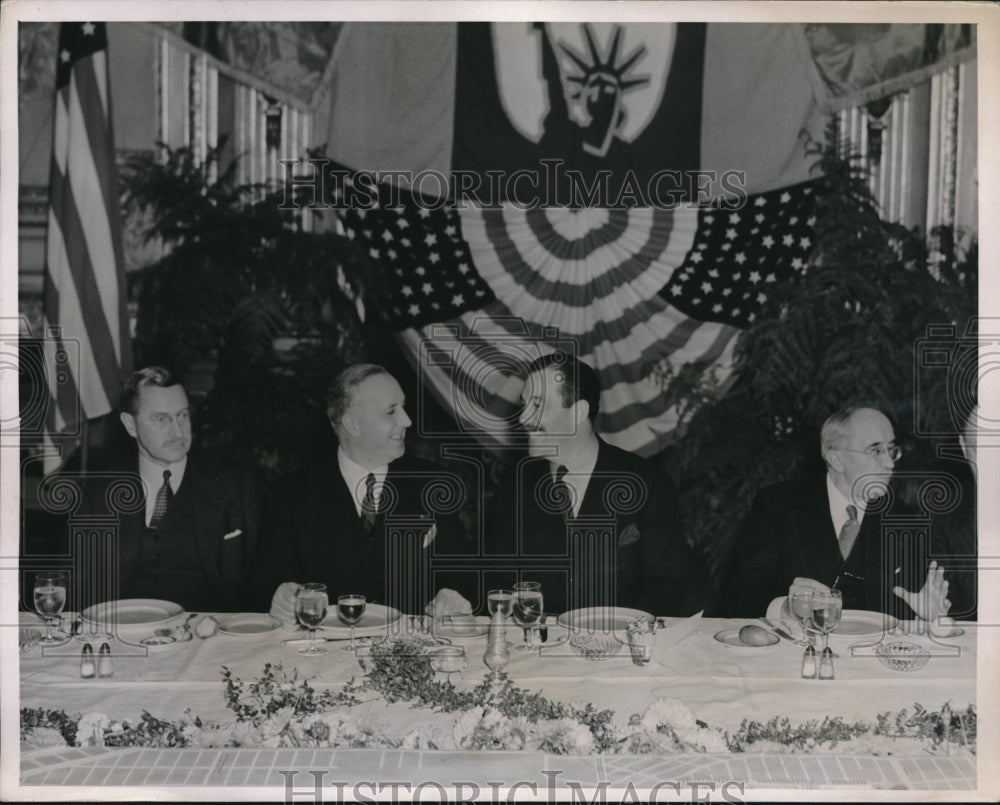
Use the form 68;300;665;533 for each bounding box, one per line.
258;706;295;739
535;718;596;755
22;726;67;749
640;698;696;733
678;725;729;753
452;707;486;748
401;725;441;750
76;713;110;747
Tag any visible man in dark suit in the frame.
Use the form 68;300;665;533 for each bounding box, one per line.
80;367;262;612
718;406;952;621
253;364;469;616
487;353;702;615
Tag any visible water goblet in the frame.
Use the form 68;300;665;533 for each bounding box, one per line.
338;594;366;652
295;583;329;655
811;589;842;650
33;572;67;645
487;589;514;619
788;588;815;646
512;581;543;652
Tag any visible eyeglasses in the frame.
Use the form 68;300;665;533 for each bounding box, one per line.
837;443;902;462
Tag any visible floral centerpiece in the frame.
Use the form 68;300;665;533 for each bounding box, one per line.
22;638;976;757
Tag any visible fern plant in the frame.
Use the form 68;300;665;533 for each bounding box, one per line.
655;126;978;583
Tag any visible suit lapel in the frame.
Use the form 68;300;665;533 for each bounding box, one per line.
791;476;842;581
188;457;226;579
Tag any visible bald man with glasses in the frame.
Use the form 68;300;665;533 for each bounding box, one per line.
716;406;951;621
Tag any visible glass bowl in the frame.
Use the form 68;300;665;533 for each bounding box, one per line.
876;641;930;672
569;632;622;661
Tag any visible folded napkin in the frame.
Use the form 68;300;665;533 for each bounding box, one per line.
424;588;472;618
269;581;302;626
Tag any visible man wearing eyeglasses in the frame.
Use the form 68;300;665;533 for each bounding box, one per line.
717;406;951;621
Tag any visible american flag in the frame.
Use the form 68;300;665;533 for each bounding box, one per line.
42;22;132;470
338;177;819;456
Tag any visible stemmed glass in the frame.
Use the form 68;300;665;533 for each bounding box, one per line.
810;589;843;653
788;588;815;647
294;583;329;655
338;594;366;652
512;581;543;652
33;571;68;645
487;589;514;619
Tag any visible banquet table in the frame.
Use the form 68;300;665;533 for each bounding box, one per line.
16;611;978;795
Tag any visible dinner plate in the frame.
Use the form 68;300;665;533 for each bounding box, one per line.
320;603;402;638
218;613;282;635
82;598;185;627
557;607;655;633
713;628;779;648
766;597;898;637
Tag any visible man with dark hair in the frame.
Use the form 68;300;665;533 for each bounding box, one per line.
487;352;703;615
80;366;262;611
718;405;953;620
253;363;471;616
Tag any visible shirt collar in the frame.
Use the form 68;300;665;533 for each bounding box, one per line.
338;447;388;512
138;453;187;494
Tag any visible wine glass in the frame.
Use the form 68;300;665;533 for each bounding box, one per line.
337;594;366;652
295;583;329;655
487;589;514;619
810;589;843;653
788;588;815;646
33;572;67;645
512;581;543;652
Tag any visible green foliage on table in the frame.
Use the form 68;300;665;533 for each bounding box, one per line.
120;145;387;475
725;714;870;752
874;702;976;751
654;123;978;582
354;637;618;751
221;662;359;725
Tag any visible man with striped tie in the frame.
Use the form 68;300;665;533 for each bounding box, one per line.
80;367;263;611
718;406;952;622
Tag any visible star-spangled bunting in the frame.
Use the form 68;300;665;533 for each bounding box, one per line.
338;183;495;330
335;172;820;456
660;181;819;328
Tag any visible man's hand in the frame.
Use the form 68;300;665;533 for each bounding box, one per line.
269;581;302;626
790;577;831;595
893;560;951;622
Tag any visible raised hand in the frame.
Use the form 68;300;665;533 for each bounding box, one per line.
893;560;951;622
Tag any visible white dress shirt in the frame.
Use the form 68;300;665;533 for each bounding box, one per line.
337;448;388;516
826;473;867;536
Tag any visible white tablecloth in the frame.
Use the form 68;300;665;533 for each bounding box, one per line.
17;612;978;793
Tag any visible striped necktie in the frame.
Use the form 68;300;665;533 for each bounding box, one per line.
361;472;377;530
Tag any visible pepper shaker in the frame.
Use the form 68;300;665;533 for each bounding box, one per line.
79;643;95;678
818;646;834;680
97;642;113;678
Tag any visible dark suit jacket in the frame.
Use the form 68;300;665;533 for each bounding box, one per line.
78;452;263;611
927;456;977;621
252;454;469;614
716;474;921;619
486;439;703;615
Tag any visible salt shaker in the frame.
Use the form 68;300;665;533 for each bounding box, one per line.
818;646;834;680
800;644;816;679
79;643;95;678
97;642;113;678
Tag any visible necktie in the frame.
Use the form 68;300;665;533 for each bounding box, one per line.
838;504;861;560
361;473;377;530
552;465;572;519
149;470;173;529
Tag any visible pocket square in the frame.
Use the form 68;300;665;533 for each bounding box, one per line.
223;529;243;540
422;523;437;549
618;523;640;547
